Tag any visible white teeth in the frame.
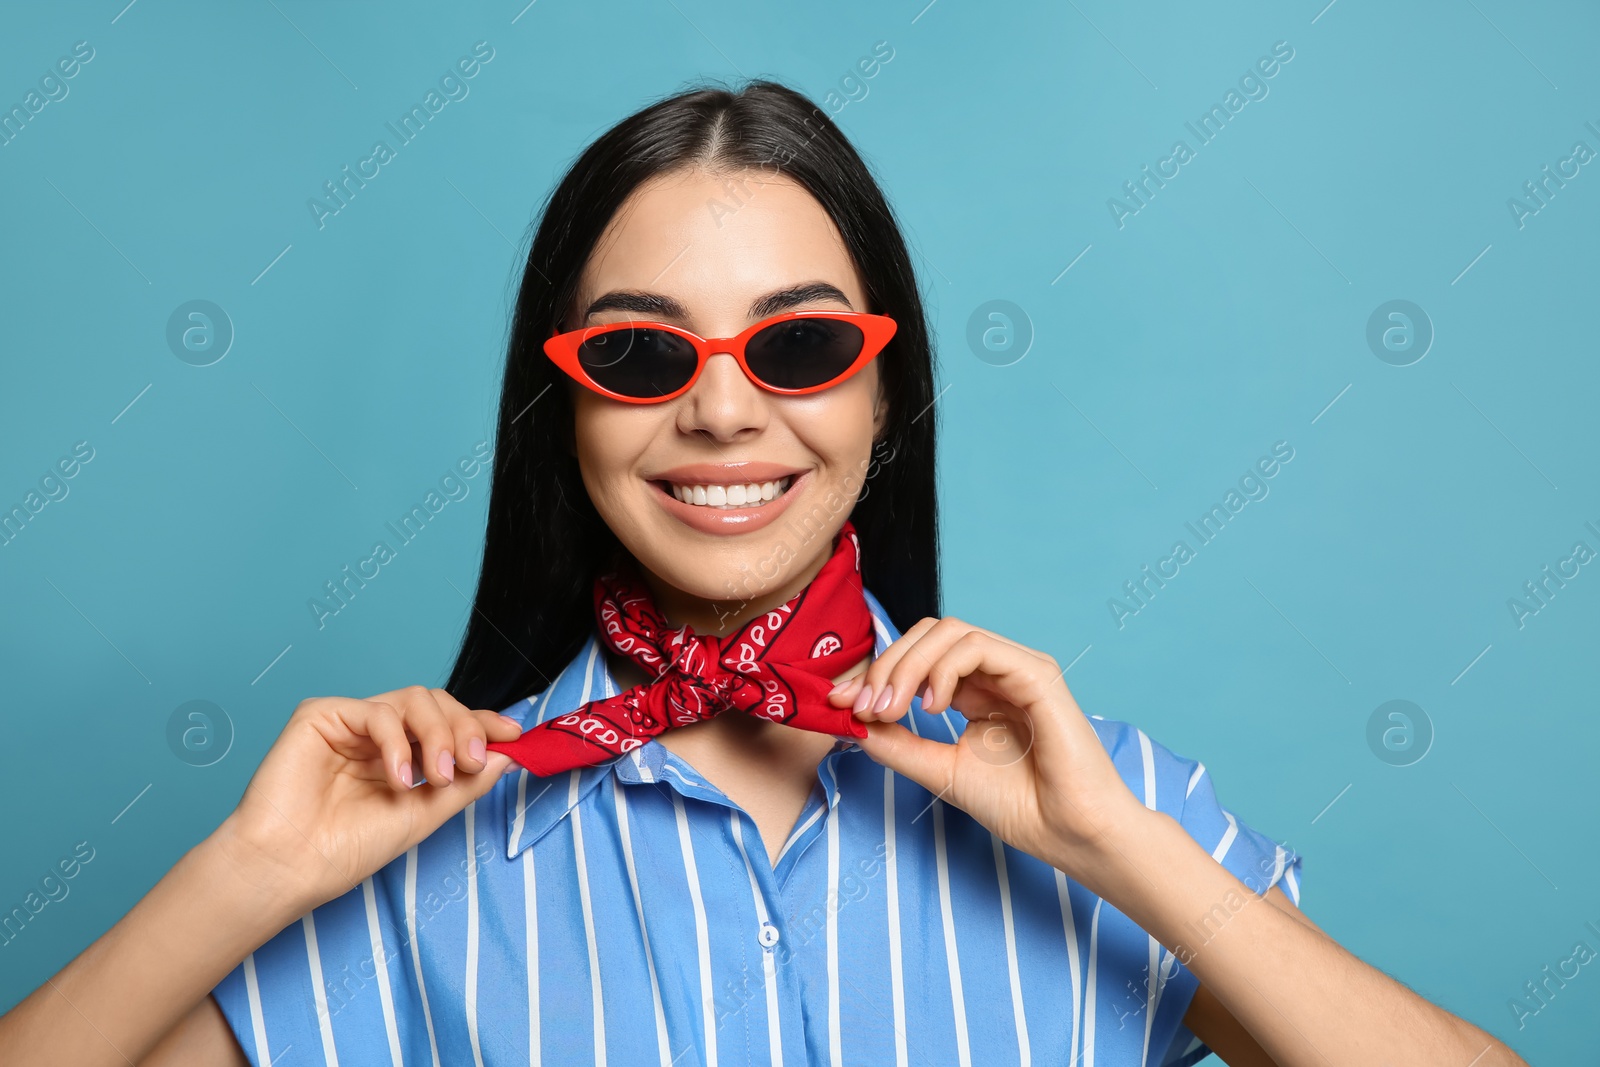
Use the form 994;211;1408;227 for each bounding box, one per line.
666;476;793;509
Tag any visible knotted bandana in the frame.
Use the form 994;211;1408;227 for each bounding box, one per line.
489;522;874;777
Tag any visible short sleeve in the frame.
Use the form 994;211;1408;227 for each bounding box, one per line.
1081;716;1305;1067
1157;748;1305;1067
209;783;514;1067
210;880;379;1067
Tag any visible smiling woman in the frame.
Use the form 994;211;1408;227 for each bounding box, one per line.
560;174;895;605
0;79;1528;1067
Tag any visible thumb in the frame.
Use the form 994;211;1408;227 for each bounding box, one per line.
856;719;957;797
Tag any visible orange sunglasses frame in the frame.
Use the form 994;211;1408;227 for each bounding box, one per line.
544;310;897;403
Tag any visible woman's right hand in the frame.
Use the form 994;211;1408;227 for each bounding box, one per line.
211;686;524;916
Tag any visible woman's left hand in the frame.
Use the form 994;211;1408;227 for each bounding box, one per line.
827;616;1149;888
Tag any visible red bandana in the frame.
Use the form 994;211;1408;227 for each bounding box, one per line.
488;522;874;777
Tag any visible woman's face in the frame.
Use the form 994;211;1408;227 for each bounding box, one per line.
568;166;886;622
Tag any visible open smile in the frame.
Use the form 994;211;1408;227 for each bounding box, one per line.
663;476;794;509
647;463;809;535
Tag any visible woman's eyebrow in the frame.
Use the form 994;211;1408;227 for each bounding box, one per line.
748;282;855;317
582;282;854;323
582;290;685;320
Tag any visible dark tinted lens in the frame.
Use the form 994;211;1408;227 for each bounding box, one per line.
744;317;865;391
578;327;699;398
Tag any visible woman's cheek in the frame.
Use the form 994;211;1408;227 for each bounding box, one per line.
575;402;644;494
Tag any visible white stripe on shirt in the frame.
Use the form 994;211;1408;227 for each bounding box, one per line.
241;952;270;1063
465;801;486;1067
301;912;340;1067
1054;870;1083;1062
619;776;674;1067
991;834;1031;1065
931;801;971;1067
405;846;442;1067
569;769;607;1066
1083;898;1103;1067
673;791;718;1067
884;767;909;1067
521;837;541;1066
826;798;843;1067
359;877;403;1066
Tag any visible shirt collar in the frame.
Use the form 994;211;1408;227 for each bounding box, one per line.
502;588;902;859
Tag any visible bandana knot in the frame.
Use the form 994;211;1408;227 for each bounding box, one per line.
489;522;875;777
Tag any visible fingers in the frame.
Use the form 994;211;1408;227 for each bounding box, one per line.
881;618;989;720
481;706;525;741
831;675;868;717
445;699;486;779
358;701;415;790
830;616;1004;724
827;615;941;723
827;615;1072;739
409;750;521;825
845;627;1066;794
384;686;459;786
358;687;523;792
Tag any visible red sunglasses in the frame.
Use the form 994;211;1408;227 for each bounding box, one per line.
545;311;897;403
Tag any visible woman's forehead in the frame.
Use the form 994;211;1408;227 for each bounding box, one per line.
574;168;867;327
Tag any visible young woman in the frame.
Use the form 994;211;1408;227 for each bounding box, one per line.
0;81;1523;1067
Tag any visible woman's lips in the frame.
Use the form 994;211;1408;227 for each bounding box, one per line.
651;470;808;535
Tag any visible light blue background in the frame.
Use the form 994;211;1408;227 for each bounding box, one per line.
2;0;1596;1060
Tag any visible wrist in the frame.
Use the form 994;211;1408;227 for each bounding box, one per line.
1065;806;1260;956
200;813;322;928
1030;796;1158;889
1049;799;1177;902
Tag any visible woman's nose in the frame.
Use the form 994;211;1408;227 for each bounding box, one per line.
676;352;768;441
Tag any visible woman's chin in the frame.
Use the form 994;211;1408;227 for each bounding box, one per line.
629;525;836;617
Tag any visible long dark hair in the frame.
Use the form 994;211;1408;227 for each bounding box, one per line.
446;78;940;712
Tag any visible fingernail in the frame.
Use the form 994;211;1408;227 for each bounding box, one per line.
918;684;933;707
852;684;875;714
437;751;456;783
873;684;895;715
828;678;850;697
469;737;486;763
398;760;412;788
497;713;520;727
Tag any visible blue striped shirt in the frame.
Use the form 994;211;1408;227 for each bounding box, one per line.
213;589;1303;1066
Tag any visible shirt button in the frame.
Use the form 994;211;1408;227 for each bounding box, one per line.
758;923;781;948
